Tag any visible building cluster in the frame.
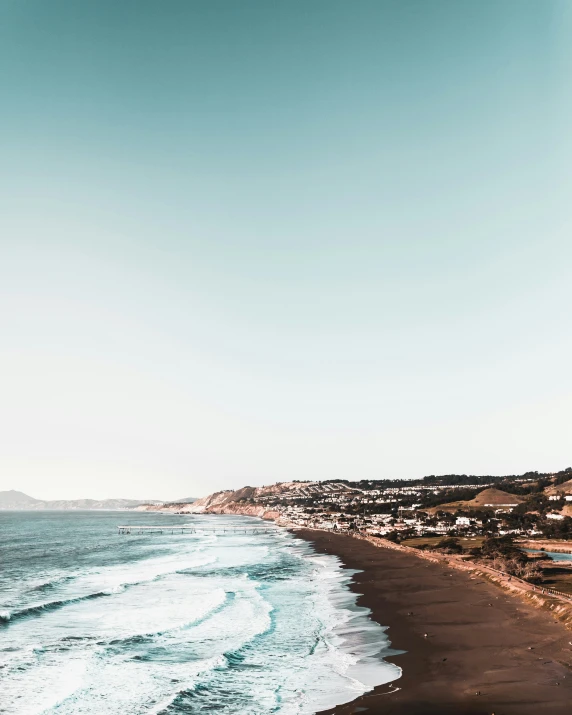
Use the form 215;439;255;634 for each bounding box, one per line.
251;479;561;539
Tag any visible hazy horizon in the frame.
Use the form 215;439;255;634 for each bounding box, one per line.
2;1;572;501
3;466;572;504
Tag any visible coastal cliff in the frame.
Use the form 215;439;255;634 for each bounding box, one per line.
134;481;308;521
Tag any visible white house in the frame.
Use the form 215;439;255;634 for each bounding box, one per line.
435;522;450;534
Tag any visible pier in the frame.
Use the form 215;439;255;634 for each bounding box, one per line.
117;525;275;535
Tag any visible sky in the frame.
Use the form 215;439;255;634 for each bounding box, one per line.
1;1;571;500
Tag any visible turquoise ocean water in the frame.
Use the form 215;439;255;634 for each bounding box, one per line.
0;512;399;714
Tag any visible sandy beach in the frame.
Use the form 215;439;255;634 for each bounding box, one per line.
297;529;572;715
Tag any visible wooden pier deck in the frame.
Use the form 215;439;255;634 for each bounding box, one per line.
117;525;275;535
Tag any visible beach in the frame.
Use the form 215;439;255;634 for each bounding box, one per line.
297;529;572;715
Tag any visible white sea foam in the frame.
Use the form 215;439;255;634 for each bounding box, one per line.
0;513;400;715
0;653;89;715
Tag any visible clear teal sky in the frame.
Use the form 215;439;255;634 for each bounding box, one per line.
1;1;571;499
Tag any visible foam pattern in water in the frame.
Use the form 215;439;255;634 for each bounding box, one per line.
0;511;401;714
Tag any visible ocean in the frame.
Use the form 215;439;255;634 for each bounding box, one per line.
0;512;400;714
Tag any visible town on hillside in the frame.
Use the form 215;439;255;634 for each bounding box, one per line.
227;468;572;542
224;468;572;595
139;468;572;595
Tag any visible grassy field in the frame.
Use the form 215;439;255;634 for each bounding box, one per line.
401;536;485;549
540;566;572;595
401;537;572;594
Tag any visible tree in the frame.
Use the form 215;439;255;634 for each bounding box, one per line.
437;536;463;554
477;536;542;583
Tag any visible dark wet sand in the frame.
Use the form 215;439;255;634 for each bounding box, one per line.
296;530;572;715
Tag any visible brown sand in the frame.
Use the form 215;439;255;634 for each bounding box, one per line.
296;529;572;715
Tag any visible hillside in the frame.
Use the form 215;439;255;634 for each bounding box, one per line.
426;488;524;514
545;479;572;496
466;488;525;507
140;481;360;515
138;482;312;515
0;490;158;511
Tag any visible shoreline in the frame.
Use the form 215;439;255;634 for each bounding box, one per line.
294;529;572;715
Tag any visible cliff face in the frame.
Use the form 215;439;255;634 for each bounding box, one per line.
137;481;310;519
190;482;309;515
206;502;282;521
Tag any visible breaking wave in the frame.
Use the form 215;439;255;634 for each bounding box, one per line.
0;591;110;624
0;512;400;714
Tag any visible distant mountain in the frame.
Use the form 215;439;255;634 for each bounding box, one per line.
134;496;198;512
0;490;41;509
0;490;161;511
